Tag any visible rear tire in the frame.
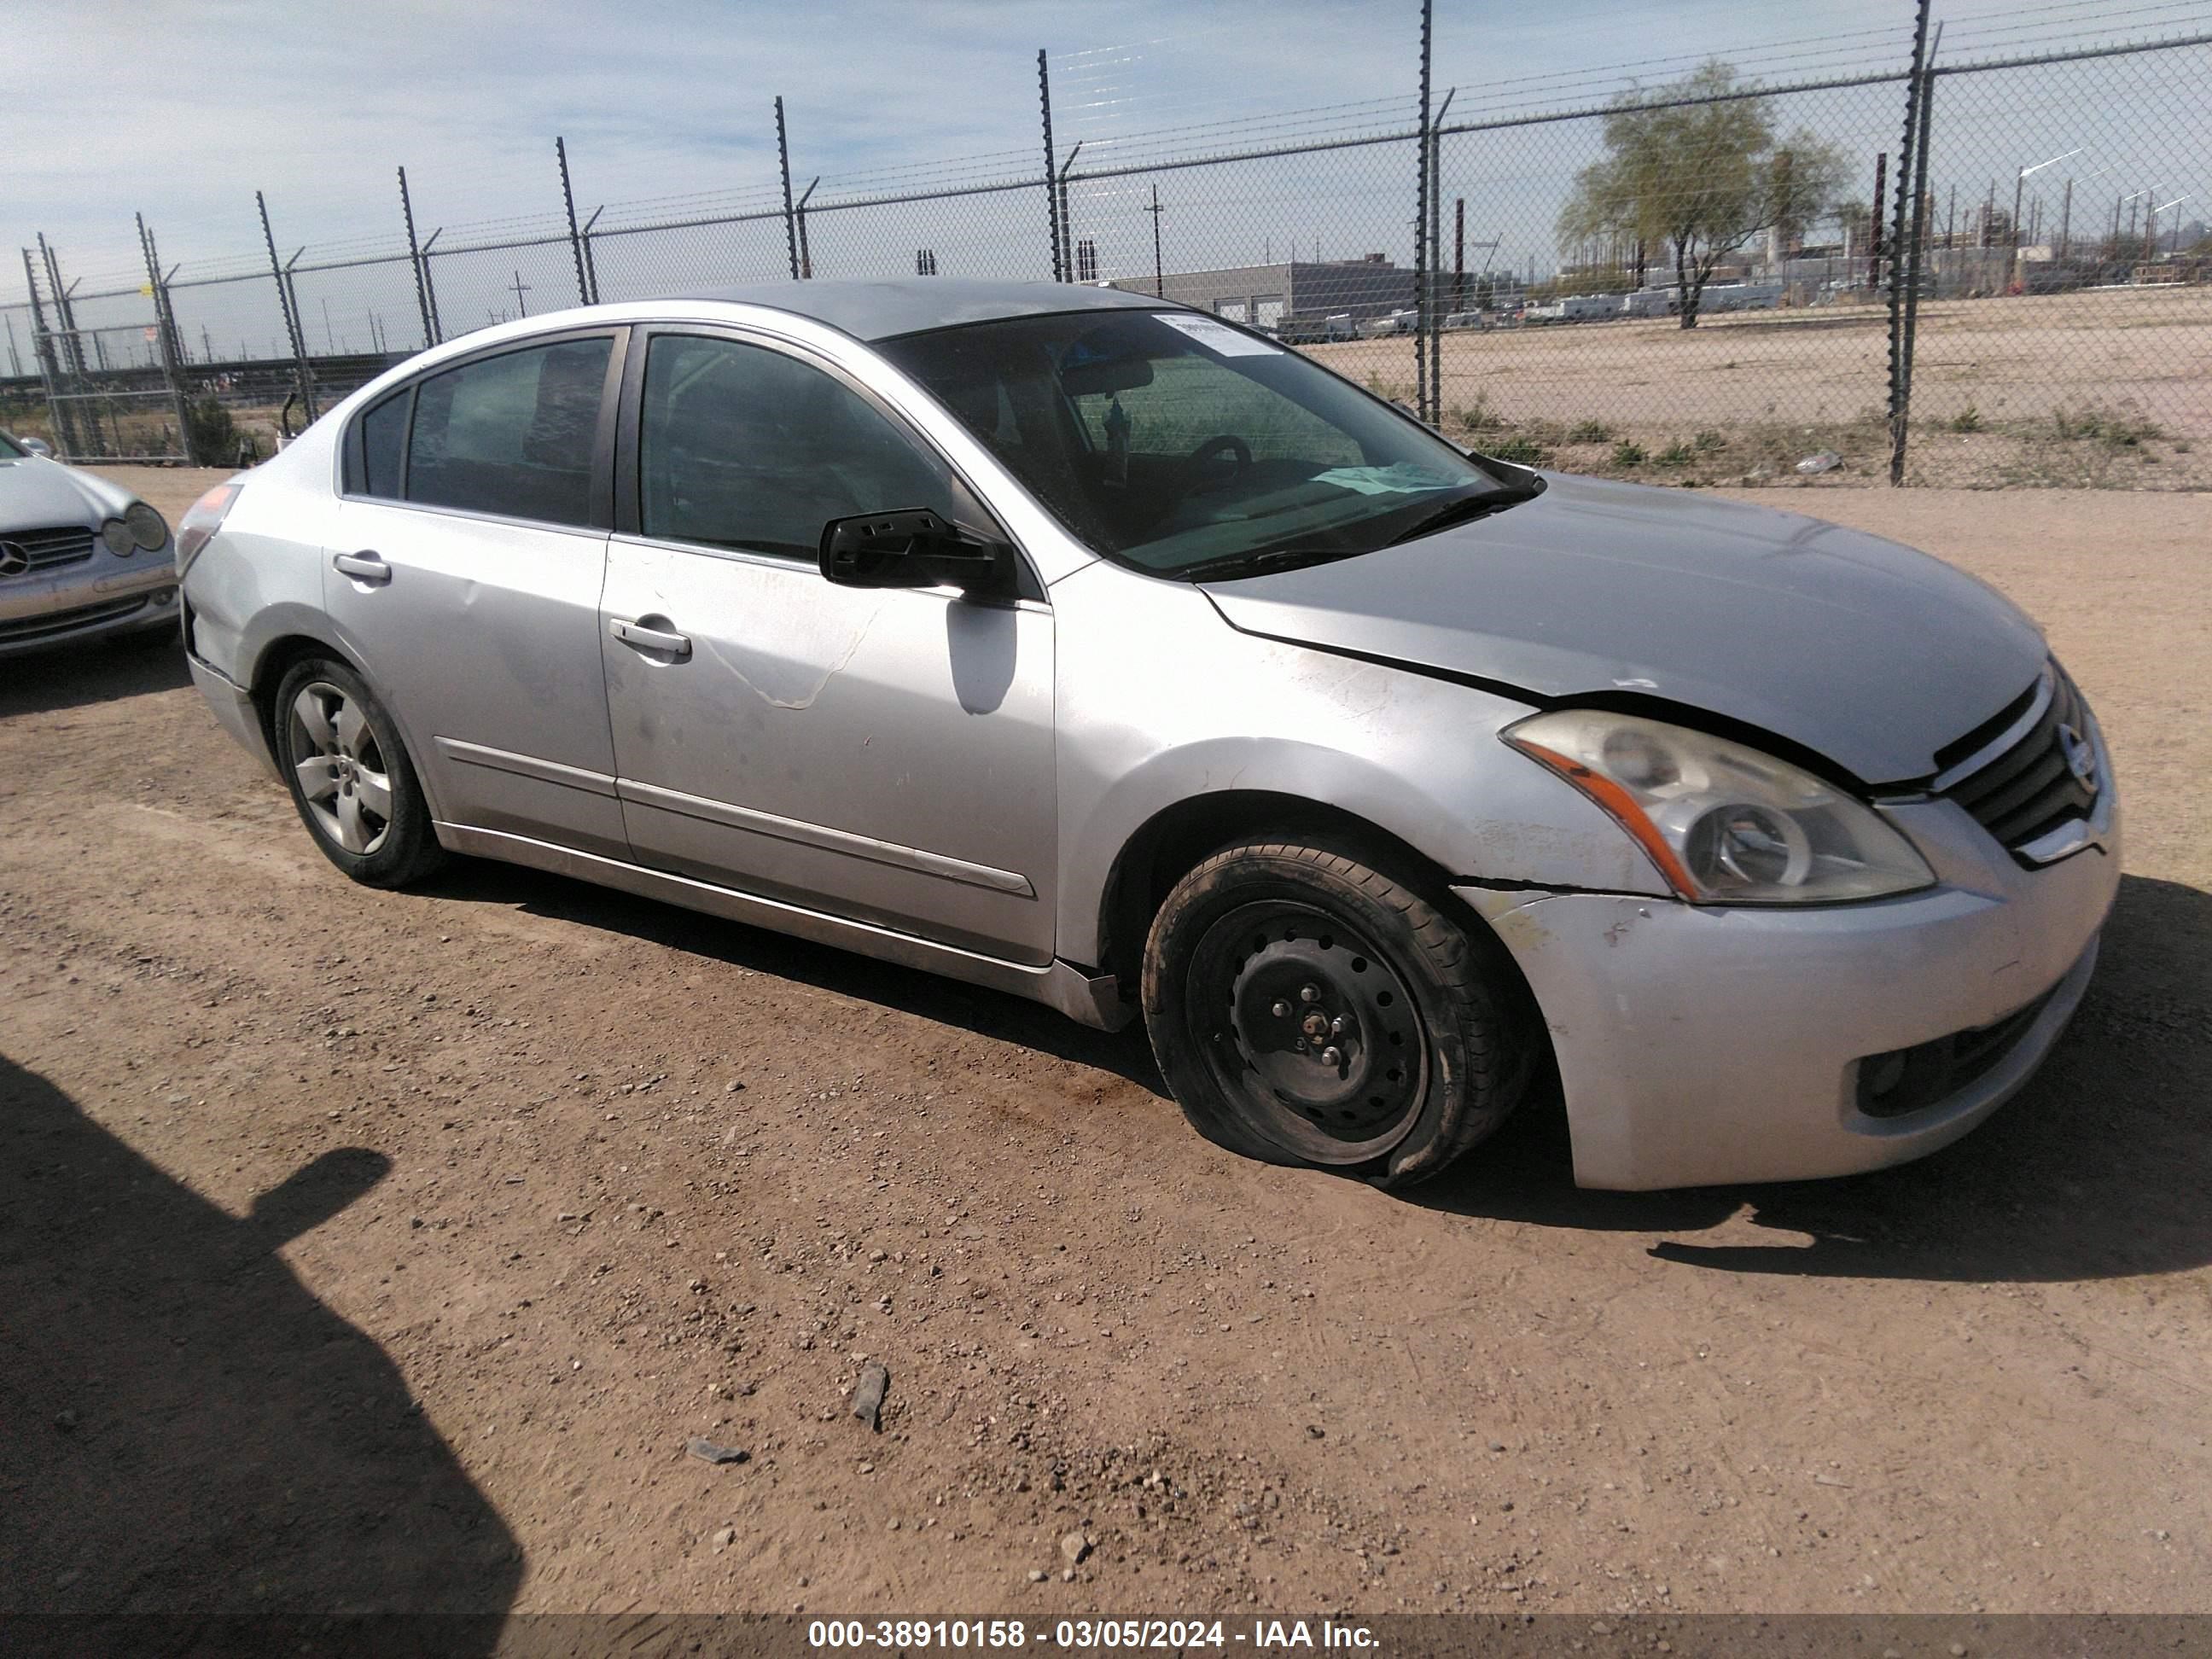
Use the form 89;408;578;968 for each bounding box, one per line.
1142;835;1532;1188
271;656;445;888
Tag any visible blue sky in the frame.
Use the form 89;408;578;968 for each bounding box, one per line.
5;0;2205;344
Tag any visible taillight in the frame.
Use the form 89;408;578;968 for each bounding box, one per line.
175;480;243;578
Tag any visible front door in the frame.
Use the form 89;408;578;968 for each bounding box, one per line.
324;330;627;857
597;329;1057;963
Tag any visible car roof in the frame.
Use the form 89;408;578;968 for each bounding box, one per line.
676;278;1175;341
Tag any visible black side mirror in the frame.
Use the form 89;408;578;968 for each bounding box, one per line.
818;509;1008;593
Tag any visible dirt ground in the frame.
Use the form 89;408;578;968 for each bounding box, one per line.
3;469;2209;1621
1314;285;2212;490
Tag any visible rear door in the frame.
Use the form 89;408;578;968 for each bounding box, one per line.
327;329;629;857
597;327;1057;963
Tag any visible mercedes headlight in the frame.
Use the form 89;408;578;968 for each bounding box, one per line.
1505;709;1934;904
125;501;169;551
100;516;134;556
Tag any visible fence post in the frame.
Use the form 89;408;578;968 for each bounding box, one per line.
38;236;85;377
776;99;800;281
257;191;317;422
1429;86;1453;428
399;167;437;348
416;230;446;346
556;137;591;306
1039;49;1064;283
1892;38;1940;486
581;206;604;302
1886;0;1934;486
137;214;194;464
1057;143;1084;284
1413;0;1431;422
795;181;818;279
20;244;80;457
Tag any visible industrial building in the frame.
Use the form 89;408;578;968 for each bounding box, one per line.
1108;255;1414;332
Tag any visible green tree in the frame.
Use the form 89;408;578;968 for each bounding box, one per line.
1558;61;1848;328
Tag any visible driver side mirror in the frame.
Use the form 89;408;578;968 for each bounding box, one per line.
20;436;54;457
819;509;1010;595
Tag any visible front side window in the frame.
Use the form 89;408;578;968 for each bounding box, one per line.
637;334;957;560
404;336;612;527
879;310;1534;579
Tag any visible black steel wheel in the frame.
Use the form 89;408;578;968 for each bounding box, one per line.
1144;835;1534;1187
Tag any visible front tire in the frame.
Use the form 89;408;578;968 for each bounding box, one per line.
1142;836;1532;1188
271;656;445;888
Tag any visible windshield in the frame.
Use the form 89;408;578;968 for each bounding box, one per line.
877;310;1532;579
0;432;26;460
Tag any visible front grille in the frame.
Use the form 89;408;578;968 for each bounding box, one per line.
1856;983;2060;1119
1;524;97;576
0;593;150;644
1941;666;2101;859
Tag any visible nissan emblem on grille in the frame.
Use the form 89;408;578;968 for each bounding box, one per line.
2058;724;2099;793
0;541;30;578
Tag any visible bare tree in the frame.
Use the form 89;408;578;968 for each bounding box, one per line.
1559;61;1849;328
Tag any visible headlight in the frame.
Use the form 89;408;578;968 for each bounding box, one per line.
125;501;168;551
100;516;134;556
1504;709;1935;905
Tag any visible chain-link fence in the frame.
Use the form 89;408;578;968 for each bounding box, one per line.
4;21;2206;486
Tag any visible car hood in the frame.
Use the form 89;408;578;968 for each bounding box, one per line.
1198;473;2047;785
0;454;133;527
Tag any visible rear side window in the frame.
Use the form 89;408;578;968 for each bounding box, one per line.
357;392;408;498
404;337;612;527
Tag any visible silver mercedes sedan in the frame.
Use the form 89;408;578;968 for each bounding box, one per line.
176;281;2118;1190
2;428;180;654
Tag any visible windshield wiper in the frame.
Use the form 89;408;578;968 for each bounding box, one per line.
1382;476;1545;546
1176;544;1365;584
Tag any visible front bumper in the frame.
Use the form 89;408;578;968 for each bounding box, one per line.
0;548;180;655
1459;786;2121;1190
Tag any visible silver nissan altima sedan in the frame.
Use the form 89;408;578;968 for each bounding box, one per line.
176;280;2118;1190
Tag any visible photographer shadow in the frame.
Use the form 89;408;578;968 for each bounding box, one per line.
0;1053;521;1629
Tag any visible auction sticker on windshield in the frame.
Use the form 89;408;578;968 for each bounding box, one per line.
1152;313;1279;355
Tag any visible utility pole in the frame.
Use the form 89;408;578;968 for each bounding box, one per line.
509;271;533;317
1147;185;1165;299
1453;198;1465;313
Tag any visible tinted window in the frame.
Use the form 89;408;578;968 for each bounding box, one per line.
405;337;611;527
639;335;954;559
357;391;408;498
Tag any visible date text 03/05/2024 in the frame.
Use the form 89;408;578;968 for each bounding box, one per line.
806;1619;1380;1650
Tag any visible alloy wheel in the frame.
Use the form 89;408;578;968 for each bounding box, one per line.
287;681;393;856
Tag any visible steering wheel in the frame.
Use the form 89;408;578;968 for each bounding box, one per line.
1179;434;1252;496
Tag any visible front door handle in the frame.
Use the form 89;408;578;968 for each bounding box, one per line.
609;616;692;659
332;550;391;585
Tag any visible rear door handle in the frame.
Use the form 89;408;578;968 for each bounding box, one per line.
332;550;391;585
608;617;691;658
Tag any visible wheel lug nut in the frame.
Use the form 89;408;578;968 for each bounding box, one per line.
1330;1016;1349;1036
1292;1039;1307;1052
1299;985;1320;1004
1320;1047;1343;1068
1271;1001;1290;1018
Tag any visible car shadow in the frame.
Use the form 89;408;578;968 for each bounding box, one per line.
0;1052;521;1628
0;632;190;719
421;857;1168;1097
1411;871;2212;1284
